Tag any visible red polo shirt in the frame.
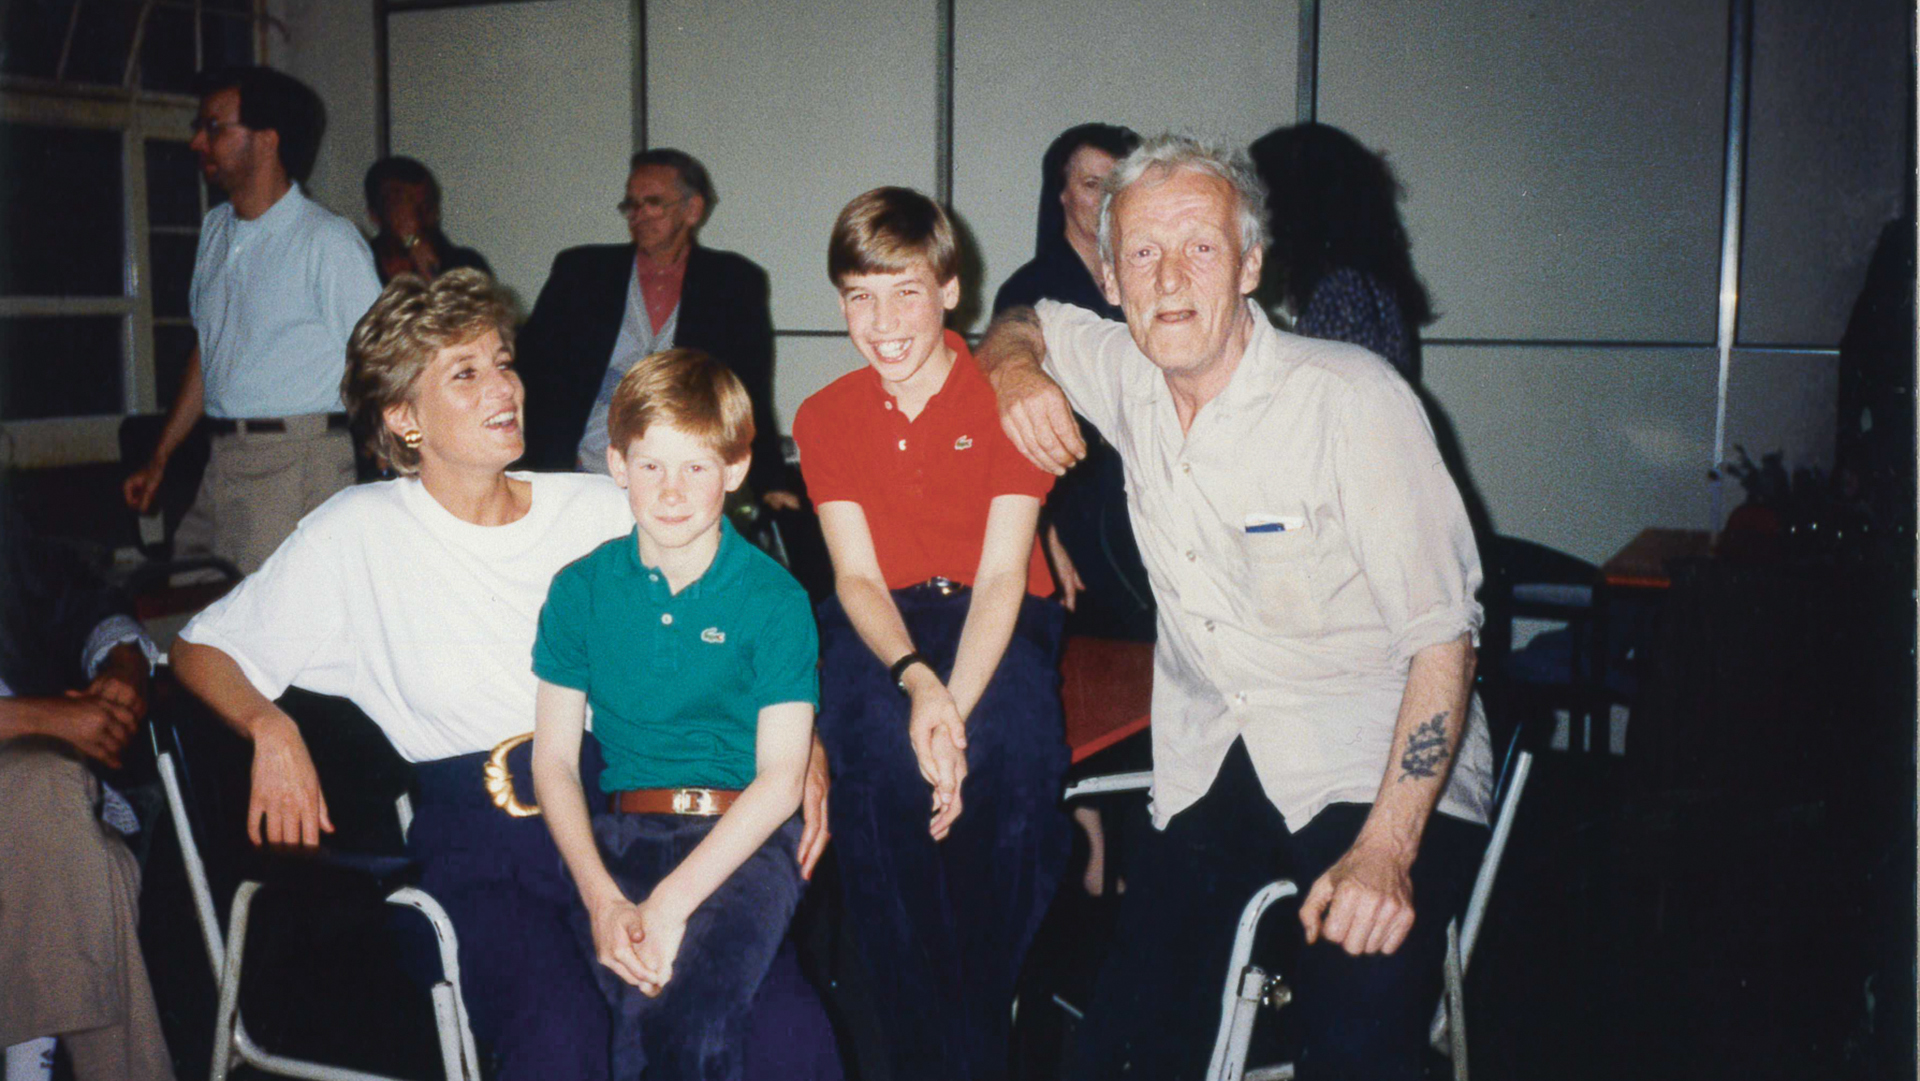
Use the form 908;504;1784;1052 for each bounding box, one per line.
794;331;1055;596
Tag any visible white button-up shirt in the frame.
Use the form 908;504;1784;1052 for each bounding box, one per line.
189;183;381;419
1037;300;1492;831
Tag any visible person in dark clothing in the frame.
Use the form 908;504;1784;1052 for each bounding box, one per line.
992;123;1154;645
364;156;493;284
1249;122;1435;383
514;149;797;508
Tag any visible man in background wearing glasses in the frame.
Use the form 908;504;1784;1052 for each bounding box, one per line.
123;66;380;574
517;150;796;510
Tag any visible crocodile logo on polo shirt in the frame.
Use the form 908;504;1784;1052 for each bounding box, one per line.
954;435;974;450
701;627;725;644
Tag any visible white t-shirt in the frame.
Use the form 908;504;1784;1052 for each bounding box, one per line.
180;472;635;762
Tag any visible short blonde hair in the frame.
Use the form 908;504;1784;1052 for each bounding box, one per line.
342;269;516;475
606;348;754;464
827;186;959;287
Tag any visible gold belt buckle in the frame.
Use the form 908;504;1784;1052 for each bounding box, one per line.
484;733;541;817
672;787;721;816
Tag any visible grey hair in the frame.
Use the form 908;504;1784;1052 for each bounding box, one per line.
1096;134;1270;267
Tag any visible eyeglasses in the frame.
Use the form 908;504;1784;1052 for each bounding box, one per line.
616;195;685;217
189;116;244;139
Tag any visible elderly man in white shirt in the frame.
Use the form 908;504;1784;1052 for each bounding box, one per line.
978;134;1492;1081
124;66;381;574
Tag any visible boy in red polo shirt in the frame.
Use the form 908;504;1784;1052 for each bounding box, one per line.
792;187;1071;1081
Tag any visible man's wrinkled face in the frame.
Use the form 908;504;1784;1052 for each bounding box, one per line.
1100;166;1263;381
624;165;703;260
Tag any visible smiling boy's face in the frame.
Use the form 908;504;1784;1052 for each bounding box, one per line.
607;421;747;557
837;261;961;394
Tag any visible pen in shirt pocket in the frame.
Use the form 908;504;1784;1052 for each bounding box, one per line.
1244;513;1308;534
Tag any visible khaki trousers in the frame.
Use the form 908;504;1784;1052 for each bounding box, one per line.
174;418;354;574
0;743;175;1080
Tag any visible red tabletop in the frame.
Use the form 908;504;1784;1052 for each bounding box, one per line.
1059;636;1153;763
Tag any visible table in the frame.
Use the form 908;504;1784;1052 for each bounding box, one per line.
1587;528;1713;754
1058;636;1153;764
1599;528;1714;590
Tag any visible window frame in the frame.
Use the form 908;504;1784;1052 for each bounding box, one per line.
1;89;203;466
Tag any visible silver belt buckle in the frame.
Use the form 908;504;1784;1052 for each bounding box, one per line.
672;787;721;815
929;576;959;596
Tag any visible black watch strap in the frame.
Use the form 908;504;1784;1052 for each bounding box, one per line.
889;652;930;693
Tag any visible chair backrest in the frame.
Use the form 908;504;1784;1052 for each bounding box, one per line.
148;671;258;978
148;674;420;976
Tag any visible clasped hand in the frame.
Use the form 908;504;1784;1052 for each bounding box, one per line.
903;669;968;840
591;893;685;998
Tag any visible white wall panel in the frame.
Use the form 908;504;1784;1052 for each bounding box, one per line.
1319;0;1727;343
1738;0;1911;346
951;0;1297;333
272;0;379;221
772;334;857;435
646;0;940;333
388;0;634;312
1721;350;1839;474
1424;345;1719;564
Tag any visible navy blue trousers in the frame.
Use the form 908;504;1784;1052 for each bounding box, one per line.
1065;739;1489;1081
410;748;611;1081
407;739;842;1081
576;812;805;1081
816;589;1072;1081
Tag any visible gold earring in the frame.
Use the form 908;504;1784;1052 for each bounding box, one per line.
401;429;423;449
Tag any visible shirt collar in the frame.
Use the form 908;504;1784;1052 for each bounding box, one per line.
1129;299;1286;417
619;515;748;600
236;181;304;231
858;328;972;410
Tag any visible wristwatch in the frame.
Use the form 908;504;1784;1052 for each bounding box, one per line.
889;652;930;693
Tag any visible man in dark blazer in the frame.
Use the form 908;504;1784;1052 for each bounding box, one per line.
516;149;796;505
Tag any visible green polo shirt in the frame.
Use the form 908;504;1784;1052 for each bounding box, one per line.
532;518;819;792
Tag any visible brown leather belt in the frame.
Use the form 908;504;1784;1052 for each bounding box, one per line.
205;412;350;435
610;787;740;816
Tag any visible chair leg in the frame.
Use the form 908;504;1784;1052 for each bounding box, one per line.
210;881;262;1081
387;886;480;1081
1206;879;1300;1081
1444;919;1468;1081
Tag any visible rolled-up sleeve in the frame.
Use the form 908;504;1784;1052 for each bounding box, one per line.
177;521;354;699
1034;300;1135;438
1330;377;1483;665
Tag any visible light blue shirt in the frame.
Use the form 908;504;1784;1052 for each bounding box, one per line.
189;183;381;419
576;260;678;473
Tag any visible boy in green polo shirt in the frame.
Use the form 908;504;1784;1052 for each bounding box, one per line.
529;347;818;1081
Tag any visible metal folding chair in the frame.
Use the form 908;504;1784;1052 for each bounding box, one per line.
1060;746;1535;1081
150;671;480;1081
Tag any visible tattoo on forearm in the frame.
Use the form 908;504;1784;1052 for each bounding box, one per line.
1397;711;1451;782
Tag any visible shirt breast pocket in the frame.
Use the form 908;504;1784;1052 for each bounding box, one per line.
1240;525;1322;637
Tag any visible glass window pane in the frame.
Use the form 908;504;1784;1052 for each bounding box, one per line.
202;12;254;74
0;124;124;297
61;3;137;88
0;0;64;80
154;323;196;408
146;139;203;227
137;7;196;95
149;233;197;319
0;316;124;419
